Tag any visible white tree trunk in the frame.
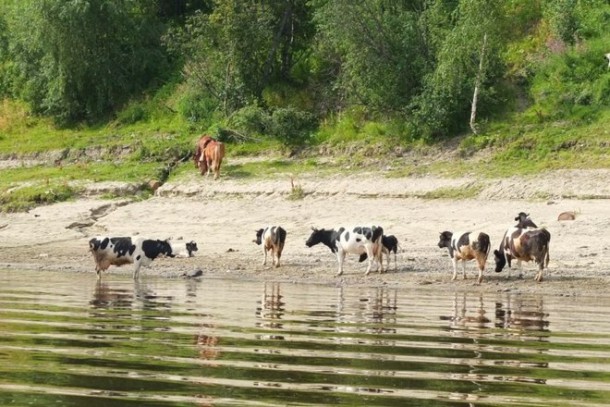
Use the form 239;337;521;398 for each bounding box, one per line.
470;33;488;135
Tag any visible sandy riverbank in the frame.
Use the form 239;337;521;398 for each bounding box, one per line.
0;169;608;296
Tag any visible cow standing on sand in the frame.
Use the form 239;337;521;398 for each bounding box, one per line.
437;231;491;284
306;226;384;276
494;213;551;282
358;234;399;270
254;226;287;268
89;236;198;279
194;135;225;179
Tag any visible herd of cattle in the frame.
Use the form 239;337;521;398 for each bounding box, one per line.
88;212;551;284
135;134;555;283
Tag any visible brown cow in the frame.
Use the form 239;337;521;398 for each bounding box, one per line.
193;135;225;179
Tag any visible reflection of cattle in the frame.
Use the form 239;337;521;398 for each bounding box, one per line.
193;135;225;179
89;236;198;279
306;225;384;276
438;231;490;284
195;324;220;360
494;226;551;282
254;226;287;268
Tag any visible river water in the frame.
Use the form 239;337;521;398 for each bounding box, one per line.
1;269;610;406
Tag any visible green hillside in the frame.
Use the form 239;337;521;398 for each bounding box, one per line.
0;0;609;211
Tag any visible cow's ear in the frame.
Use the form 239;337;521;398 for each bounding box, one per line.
311;226;317;231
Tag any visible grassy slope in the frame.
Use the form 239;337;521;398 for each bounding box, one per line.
0;94;609;211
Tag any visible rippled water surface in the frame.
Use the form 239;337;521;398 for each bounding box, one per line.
2;270;610;406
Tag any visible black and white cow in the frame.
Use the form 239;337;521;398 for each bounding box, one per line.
305;225;384;276
437;231;491;284
358;234;399;270
494;226;551;282
254;226;287;267
88;236;198;279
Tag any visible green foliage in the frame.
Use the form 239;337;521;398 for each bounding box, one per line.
0;183;78;212
268;108;316;147
4;0;167;124
529;36;610;121
313;1;426;113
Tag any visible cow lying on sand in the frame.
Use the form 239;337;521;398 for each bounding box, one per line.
438;231;491;284
89;236;198;279
193;135;225;179
494;222;551;282
254;226;287;268
306;226;384;276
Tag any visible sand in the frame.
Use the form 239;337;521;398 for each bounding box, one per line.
0;168;609;296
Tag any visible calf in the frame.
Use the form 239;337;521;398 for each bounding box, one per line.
306;225;384;276
89;236;198;279
437;231;491;284
254;226;287;267
494;227;551;282
514;212;538;228
358;234;399;270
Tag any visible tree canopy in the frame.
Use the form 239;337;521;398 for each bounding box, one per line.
0;0;608;138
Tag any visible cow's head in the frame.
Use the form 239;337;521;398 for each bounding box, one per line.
186;241;198;257
493;249;506;273
437;231;453;249
515;212;537;228
254;228;264;245
305;227;324;247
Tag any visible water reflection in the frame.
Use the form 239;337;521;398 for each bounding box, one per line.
3;270;610;406
255;282;285;340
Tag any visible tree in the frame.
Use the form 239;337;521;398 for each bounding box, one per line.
164;0;315;117
415;0;506;137
313;0;427;113
6;0;167;123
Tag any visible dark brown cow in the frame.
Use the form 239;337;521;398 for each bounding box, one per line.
193;135;225;180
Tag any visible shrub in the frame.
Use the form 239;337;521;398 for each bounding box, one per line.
268;108;317;147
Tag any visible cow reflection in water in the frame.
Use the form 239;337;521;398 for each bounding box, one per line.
90;280;134;311
495;294;549;333
255;282;285;340
441;292;549;400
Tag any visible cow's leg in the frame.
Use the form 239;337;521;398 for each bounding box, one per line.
461;260;467;279
475;255;485;285
96;267;101;280
262;247;268;266
133;262;142;280
516;260;524;278
451;257;458;281
336;251;345;276
275;248;281;268
364;246;375;275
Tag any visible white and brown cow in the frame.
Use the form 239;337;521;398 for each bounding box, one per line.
438;231;491;284
89;236;198;279
254;226;287;267
306;225;384;276
494;226;551;282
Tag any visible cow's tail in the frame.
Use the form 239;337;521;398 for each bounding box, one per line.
542;228;551;268
275;227;287;246
474;232;491;258
215;142;225;167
